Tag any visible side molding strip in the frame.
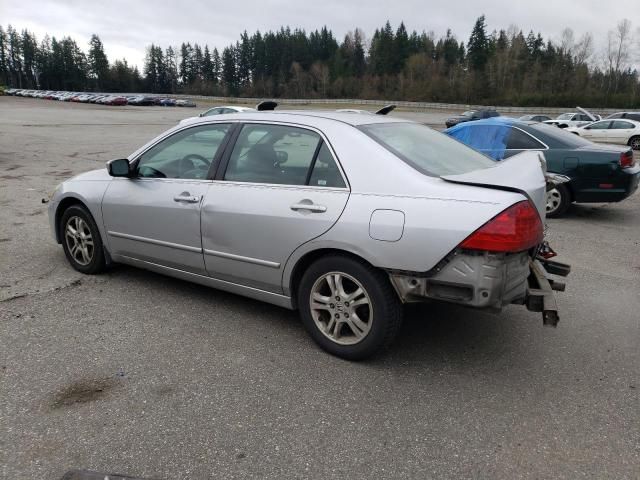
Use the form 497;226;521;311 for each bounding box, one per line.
203;248;281;269
108;231;202;253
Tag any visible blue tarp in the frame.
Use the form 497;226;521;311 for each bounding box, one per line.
444;118;513;160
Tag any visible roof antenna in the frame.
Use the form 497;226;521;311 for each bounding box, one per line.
256;100;278;111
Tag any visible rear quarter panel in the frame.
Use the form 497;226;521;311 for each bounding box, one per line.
282;180;526;295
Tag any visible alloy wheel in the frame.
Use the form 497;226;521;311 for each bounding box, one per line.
546;188;561;215
309;271;373;346
65;216;94;266
630;137;640;150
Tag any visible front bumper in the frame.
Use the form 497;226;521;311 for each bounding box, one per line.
389;250;571;325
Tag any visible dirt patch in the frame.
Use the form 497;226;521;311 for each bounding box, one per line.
0;238;10;242
49;377;117;409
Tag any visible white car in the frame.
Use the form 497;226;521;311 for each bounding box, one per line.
567;119;640;150
179;105;255;125
544;107;600;129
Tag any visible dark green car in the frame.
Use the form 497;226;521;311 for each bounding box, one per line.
445;118;640;217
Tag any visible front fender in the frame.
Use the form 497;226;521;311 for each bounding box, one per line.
49;180;111;247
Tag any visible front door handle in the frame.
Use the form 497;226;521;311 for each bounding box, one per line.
290;202;327;213
173;193;200;203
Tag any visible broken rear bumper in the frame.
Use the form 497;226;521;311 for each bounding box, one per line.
525;257;571;326
388;250;571;325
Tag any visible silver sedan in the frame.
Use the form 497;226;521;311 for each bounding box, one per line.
48;111;569;359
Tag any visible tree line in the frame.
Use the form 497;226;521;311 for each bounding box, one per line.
1;17;638;107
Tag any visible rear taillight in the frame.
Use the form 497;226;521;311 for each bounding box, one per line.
620;151;635;169
460;201;544;253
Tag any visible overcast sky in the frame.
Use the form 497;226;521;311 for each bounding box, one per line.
2;0;638;69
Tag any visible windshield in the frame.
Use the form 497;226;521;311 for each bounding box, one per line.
462;111;476;117
360;123;495;176
557;113;573;120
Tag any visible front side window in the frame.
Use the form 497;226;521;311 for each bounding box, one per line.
136;124;231;179
587;121;611;130
224;124;345;187
557;113;573;120
364;122;496;176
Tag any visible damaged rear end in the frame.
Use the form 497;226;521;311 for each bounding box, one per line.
390;152;570;326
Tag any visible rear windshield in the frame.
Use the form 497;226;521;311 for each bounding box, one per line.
528;122;593;148
360;123;495;176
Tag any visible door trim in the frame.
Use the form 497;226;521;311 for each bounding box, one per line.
203;248;281;269
108;230;202;253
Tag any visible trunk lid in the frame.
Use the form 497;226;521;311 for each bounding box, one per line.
441;151;548;219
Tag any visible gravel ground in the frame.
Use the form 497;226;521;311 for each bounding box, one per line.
0;96;639;480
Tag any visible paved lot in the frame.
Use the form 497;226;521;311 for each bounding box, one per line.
1;97;639;479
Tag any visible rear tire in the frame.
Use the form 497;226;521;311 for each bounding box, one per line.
60;205;106;274
298;255;402;360
629;136;640;151
546;183;571;218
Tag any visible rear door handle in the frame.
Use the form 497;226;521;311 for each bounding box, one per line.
173;193;200;203
290;203;327;213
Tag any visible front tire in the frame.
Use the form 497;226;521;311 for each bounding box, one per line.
546;183;571;218
60;205;106;274
298;255;402;360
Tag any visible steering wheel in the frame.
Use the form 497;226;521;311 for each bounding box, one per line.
180;154;211;178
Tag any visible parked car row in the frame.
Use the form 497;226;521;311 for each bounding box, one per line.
4;88;197;107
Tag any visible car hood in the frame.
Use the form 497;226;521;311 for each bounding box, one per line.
441;151;548;219
68;168;113;182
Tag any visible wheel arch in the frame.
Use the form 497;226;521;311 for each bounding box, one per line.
286;247;381;310
54;196;91;243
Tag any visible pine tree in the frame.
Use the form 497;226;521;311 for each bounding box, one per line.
221;45;237;95
467;15;490;70
87;34;109;90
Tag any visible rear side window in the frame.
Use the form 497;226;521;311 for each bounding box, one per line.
362;123;495;176
611;121;634;129
506;128;545;150
308;143;346;188
224;124;346;187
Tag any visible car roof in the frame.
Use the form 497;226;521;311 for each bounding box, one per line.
183;110;410;127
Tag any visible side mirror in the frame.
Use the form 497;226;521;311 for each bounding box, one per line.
107;158;132;177
584;126;591;130
199;113;204;117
